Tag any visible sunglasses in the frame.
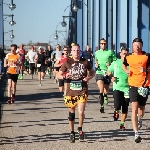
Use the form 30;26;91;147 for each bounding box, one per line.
100;43;106;45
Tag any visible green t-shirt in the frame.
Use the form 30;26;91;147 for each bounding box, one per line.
107;59;128;92
95;49;116;75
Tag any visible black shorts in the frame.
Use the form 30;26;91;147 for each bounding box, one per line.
29;63;36;70
129;86;148;106
7;73;18;83
113;90;129;113
58;79;69;87
37;65;45;72
95;74;111;85
47;61;52;67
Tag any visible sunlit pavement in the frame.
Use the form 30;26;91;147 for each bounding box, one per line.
0;74;150;150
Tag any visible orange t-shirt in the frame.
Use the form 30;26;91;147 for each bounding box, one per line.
123;52;150;87
6;53;20;74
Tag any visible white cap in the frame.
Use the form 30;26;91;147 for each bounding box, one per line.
38;46;43;50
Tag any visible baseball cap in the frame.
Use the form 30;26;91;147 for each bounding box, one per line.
38;46;43;50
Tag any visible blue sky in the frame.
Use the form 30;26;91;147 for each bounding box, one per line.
3;0;137;48
3;0;70;46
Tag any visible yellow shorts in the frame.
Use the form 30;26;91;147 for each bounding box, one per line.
64;94;88;109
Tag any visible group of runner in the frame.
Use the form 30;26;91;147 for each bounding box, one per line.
4;37;150;143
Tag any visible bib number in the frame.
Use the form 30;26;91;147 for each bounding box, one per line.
124;91;129;98
70;80;82;90
37;64;41;67
101;70;107;76
138;87;149;97
9;61;17;68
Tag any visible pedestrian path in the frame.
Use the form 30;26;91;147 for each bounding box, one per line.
0;75;150;150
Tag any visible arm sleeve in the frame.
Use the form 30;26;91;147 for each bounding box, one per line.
123;56;129;66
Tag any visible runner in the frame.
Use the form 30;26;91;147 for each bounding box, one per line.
45;45;53;78
57;44;95;143
17;44;25;79
54;46;70;93
107;47;130;130
34;47;46;82
51;44;62;83
26;46;37;79
95;38;116;113
122;38;150;143
4;44;21;104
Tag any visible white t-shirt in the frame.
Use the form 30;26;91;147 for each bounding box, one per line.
26;50;37;63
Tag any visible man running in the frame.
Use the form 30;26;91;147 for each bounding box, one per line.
4;44;21;104
107;48;130;131
26;46;37;79
95;38;116;113
57;44;95;143
122;38;150;143
54;46;70;93
35;47;46;81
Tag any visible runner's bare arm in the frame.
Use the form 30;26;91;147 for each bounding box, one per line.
4;57;8;67
34;54;38;63
54;57;61;67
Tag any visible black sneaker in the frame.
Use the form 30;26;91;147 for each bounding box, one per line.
11;94;15;104
120;125;126;131
7;99;11;104
69;133;75;143
100;106;105;113
135;134;142;143
79;131;84;141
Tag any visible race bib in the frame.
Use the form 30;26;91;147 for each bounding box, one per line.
101;70;107;76
37;64;41;67
9;61;17;68
124;91;129;98
70;80;82;90
138;87;149;97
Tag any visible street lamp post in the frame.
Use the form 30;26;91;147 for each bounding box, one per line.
54;30;67;45
3;14;16;26
4;30;15;39
0;0;16;49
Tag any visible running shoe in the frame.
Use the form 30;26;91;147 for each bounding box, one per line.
20;75;23;80
7;99;11;104
69;133;75;143
120;124;126;131
100;106;105;113
135;133;142;143
79;131;84;141
11;94;15;104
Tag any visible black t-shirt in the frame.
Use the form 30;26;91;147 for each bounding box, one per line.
45;50;52;58
37;53;46;65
